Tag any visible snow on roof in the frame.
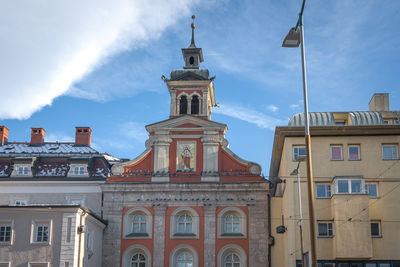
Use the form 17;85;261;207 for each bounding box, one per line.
0;143;99;157
102;153;122;162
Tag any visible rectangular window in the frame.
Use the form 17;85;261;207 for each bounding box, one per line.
317;222;333;237
86;231;93;251
73;167;85;175
0;263;10;267
316;184;331;198
293;146;306;161
330;145;343;160
17;166;29;175
13;199;27;206
348;145;360;160
371;221;381;237
335;179;364;194
0;225;11;243
382;145;398;160
365;183;378;198
32;221;51;243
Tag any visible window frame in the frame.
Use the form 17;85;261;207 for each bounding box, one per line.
334;178;364;195
0;221;13;245
170;245;199;267
348;145;361;161
317;221;334;238
316;184;331;199
293;146;306;161
330;145;343;161
123;208;152;239
12;164;31;176
121;244;151;267
371;221;381;238
31;220;52;245
170;207;199;239
68;164;88;177
0;263;10;267
218;207;247;238
365;183;379;198
217;244;247;267
382;144;399;160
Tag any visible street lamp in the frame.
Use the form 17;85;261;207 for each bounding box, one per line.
282;0;318;266
290;155;306;267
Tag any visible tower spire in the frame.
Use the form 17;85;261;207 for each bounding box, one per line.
189;15;196;48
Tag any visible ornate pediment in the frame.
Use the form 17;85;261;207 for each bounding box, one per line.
146;116;227;132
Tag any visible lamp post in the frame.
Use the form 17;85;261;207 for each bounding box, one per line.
290;155;306;267
282;0;317;266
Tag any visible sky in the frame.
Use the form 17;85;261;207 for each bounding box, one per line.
1;0;399;176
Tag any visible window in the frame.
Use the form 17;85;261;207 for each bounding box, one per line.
365;183;378;198
18;166;29;175
316;184;331;198
32;221;51;243
218;208;246;238
0;224;11;243
348;145;360;160
13;199;27;206
123;208;152;238
86;231;93;251
335;179;363;194
224;214;240;234
122;245;151;267
0;263;10;267
73;167;85;175
371;221;381;237
293;146;306;161
218;244;247;267
225;253;241;267
171;208;199;238
382;145;398;160
330;145;343;160
177;214;193;234
131;253;146;267
191;95;199;115
179;96;188;114
317;222;333;237
132;214;147;234
177;252;193;267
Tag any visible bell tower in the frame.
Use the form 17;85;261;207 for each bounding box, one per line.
164;15;216;120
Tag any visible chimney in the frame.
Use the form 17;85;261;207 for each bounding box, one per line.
75;127;92;146
369;93;389;111
0;126;9;145
31;128;45;145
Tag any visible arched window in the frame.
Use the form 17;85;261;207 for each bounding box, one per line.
224;214;240;233
131;253;146;267
132;214;146;234
189;56;195;65
177;252;193;267
177;214;193;233
179;96;188;114
191;95;199;115
225;253;241;267
218;207;247;238
123;208;152;239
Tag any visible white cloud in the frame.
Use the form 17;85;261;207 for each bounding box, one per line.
290;104;300;110
117;121;148;142
214;103;285;130
267;105;279;112
0;0;198;119
46;132;74;143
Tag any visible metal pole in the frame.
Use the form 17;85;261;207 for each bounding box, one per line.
296;162;305;267
299;15;318;267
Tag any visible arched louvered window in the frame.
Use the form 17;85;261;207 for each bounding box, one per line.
180;96;188;114
191;95;199;114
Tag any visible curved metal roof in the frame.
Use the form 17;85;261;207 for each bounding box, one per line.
289;112;335;126
288;111;384;126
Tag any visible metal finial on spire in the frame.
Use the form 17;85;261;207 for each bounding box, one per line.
189;15;196;48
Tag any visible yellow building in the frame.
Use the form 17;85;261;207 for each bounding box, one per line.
269;94;400;267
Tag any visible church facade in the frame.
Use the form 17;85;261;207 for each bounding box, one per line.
102;20;270;267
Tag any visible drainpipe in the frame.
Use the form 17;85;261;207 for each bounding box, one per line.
78;209;86;267
267;193;273;267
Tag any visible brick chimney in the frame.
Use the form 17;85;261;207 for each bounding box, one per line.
31;128;45;145
75;127;92;146
0;126;9;145
369;93;389;111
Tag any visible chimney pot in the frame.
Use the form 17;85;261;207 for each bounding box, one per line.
369;93;389;111
75;127;92;146
31;128;45;145
0;126;9;145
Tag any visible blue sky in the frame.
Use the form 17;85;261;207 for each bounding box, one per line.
1;0;400;176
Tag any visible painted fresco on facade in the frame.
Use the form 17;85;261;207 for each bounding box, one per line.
177;141;196;172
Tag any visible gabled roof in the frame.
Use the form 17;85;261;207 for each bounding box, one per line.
0;143;100;158
146;115;227;132
170;69;209;81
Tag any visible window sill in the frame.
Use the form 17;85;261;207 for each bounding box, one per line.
125;232;149;237
371;235;382;238
0;242;12;245
30;241;50;245
220;233;245;237
173;233;196;237
317;236;333;238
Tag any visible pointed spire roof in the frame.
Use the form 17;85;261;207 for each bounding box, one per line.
181;15;203;70
189;15;196;48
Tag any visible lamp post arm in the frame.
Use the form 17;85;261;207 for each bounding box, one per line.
295;0;307;29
